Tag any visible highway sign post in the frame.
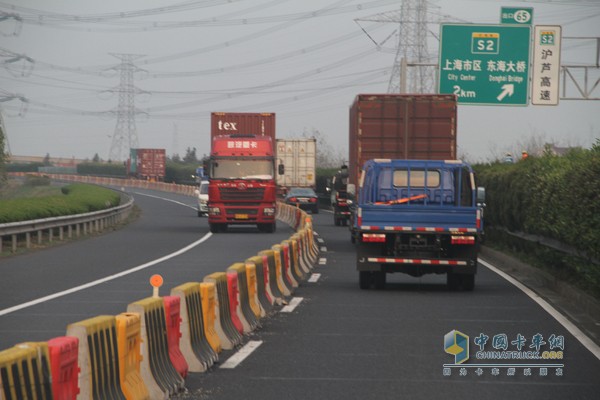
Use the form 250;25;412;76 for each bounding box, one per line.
438;24;531;106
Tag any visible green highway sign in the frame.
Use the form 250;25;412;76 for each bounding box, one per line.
438;24;531;106
501;7;534;25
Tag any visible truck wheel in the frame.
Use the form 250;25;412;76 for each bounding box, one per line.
447;273;461;291
359;271;371;290
461;274;475;291
209;223;220;233
374;271;386;290
258;223;276;233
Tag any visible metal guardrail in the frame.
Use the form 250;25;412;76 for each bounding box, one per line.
0;192;134;254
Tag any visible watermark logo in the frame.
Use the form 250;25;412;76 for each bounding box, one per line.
442;330;565;378
444;330;469;364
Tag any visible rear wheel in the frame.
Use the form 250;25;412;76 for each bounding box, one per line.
359;271;371;290
374;271;386;290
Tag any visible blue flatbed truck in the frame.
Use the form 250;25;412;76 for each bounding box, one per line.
351;159;485;291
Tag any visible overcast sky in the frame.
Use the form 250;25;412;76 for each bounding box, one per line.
1;0;599;163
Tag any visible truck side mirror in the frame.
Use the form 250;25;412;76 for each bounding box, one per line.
278;163;284;175
476;187;486;206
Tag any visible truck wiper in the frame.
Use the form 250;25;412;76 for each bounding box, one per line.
374;194;428;205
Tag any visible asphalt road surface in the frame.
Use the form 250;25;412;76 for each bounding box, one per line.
1;188;598;400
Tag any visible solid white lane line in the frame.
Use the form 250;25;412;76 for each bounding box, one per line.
220;340;263;369
0;234;213;317
281;297;303;313
133;191;197;210
480;258;600;361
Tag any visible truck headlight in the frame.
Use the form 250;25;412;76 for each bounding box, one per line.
209;207;221;215
263;207;276;216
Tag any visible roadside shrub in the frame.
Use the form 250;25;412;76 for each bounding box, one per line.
0;184;121;223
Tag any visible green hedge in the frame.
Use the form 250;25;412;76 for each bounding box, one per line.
0;184;121;223
474;143;600;294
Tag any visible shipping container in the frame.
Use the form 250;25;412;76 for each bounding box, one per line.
129;148;166;180
349;94;457;186
276;138;316;190
210;112;276;141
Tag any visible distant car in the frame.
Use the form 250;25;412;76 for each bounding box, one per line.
195;180;209;217
284;187;319;214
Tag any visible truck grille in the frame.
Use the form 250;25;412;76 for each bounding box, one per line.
225;208;259;215
219;187;265;201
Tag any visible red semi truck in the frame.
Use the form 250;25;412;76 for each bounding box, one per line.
207;112;278;233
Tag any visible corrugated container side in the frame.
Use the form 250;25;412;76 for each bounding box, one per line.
133;148;166;178
275;139;316;188
349;94;457;186
211;112;276;141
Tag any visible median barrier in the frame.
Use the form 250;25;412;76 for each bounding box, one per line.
273;244;297;292
203;272;243;350
294;232;312;274
170;283;218;372
246;255;276;315
162;296;189;379
0;342;53;400
114;313;150;400
244;261;264;318
225;271;246;335
126;298;185;399
285;239;305;283
259;249;289;302
228;263;260;333
199;282;222;355
66;315;127;400
47;336;80;400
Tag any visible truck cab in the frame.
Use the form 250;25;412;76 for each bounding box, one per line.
353;159;485;291
207;134;277;233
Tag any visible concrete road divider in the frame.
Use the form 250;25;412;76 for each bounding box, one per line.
294;231;313;274
127;298;185;399
225;271;246;335
244;261;264;319
114;313;150;400
0;342;53;400
66;315;127;400
47;336;80;400
273;244;297;292
170;283;218;372
162;296;189;379
200;282;222;355
259;249;290;303
228;263;260;333
203;273;243;350
246;255;276;316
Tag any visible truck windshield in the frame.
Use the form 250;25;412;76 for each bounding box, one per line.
212;159;273;180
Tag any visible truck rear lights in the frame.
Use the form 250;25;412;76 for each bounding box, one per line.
362;233;386;243
289;197;297;202
451;235;475;245
208;207;221;215
309;198;317;203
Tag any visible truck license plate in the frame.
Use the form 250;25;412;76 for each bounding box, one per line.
235;214;249;220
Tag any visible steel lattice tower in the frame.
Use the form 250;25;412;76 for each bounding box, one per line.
108;53;143;162
358;0;437;94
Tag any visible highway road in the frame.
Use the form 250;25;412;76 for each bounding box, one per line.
1;188;599;400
